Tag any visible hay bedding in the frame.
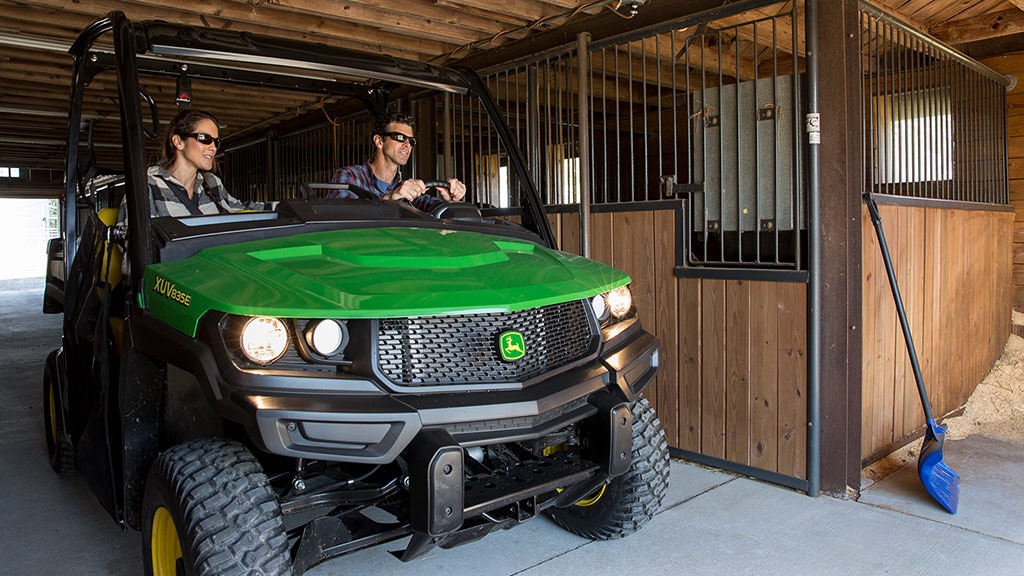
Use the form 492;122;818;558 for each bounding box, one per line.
862;315;1024;485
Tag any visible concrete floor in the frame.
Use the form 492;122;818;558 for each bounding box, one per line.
3;278;1023;575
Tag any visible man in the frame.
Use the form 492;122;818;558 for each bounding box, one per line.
330;111;466;211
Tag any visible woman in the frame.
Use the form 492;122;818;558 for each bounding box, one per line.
148;109;270;217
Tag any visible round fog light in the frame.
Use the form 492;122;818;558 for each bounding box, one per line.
306;319;348;357
590;294;608;322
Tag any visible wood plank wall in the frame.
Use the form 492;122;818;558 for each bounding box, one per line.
551;207;808;480
981;53;1024;309
860;200;1012;462
551;198;1011;475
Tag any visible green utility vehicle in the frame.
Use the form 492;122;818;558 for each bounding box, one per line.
43;12;668;575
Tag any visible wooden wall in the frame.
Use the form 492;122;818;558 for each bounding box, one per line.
550;197;1011;475
981;52;1024;310
860;199;1012;462
550;207;808;480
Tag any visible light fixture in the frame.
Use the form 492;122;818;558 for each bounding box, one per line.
240;316;289;365
305;319;349;357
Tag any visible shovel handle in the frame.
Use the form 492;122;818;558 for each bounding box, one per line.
863;193;935;422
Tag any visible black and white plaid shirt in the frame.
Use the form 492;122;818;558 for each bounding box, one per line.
146;165;268;217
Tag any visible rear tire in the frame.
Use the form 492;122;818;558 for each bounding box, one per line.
549;396;670;539
141;438;291;576
43;357;75;477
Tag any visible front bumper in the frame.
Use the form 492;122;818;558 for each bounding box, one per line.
135;311;659;463
246;327;657;463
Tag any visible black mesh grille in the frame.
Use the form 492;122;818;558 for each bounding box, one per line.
376;300;594;386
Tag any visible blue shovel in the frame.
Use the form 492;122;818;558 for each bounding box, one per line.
864;193;960;514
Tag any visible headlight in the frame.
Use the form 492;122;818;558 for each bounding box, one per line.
607;285;633;319
240;316;289;365
589;285;635;326
305;319;349;357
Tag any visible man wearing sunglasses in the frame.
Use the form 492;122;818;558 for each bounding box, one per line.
330;111;466;211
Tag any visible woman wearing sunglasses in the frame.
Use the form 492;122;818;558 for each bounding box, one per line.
330;111;466;211
146;108;271;217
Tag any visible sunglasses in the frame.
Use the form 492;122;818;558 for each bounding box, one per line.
182;132;221;147
383;132;417;147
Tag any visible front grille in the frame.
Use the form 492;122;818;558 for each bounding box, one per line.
376;300;595;387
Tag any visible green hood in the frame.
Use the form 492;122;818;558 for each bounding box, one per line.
144;227;630;336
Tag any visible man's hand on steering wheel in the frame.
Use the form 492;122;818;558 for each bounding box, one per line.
384;178;466;203
434;178;466;202
380;179;424;202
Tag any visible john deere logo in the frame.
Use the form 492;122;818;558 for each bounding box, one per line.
498;331;526;362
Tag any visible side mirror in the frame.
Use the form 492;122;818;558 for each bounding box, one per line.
43;238;65;314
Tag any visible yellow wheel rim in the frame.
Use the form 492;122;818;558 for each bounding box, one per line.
555;483;607;507
573;484;607;507
47;383;58;442
151;506;183;576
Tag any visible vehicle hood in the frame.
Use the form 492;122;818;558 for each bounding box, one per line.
143;227;630;336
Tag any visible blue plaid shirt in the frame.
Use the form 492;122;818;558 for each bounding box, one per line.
330;161;441;211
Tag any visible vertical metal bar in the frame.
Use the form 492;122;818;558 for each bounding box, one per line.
870;14;878;194
671;31;678;190
528;64;541;205
641;37;650;201
735;27;742;263
688;36;696;258
941;50;949;198
881;19;889;194
616;46;622;203
773;16;781;264
753;20;761;264
964;70;971;201
999;76;1007;202
924;40;932;198
975;71;981;202
561;54;569;203
577;32;592;258
1001;81;1009;204
986;74;993;203
601;48;610;205
897;27;906;192
862;12;869;194
444;92;453;182
806;0;821;499
545;58;554;204
952;53;960;201
974;73;981;202
655;34;663;199
987;78;994;203
568;52;576;204
702;34;710;263
717;31;725;263
910;33;919;198
628;42;636;203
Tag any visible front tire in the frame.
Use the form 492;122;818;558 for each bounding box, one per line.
43;356;75;477
549;396;670;539
141;438;291;576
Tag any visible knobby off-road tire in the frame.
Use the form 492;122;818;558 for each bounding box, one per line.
43;359;75;477
141;438;291;576
549;396;670;539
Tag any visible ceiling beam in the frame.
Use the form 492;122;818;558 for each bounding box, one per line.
929;7;1024;45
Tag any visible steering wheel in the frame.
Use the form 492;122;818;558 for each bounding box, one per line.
299;182;380;203
422;180;450;196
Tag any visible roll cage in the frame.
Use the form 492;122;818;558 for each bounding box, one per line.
62;11;556;294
